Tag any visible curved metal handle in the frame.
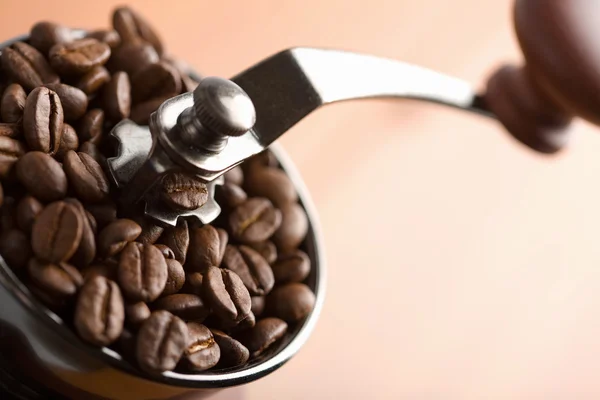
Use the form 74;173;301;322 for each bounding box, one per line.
232;47;494;147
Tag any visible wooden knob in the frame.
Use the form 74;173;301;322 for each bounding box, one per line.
484;0;600;153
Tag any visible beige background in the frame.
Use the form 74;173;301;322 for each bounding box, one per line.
3;0;600;399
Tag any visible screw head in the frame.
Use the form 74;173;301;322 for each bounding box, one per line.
193;77;256;137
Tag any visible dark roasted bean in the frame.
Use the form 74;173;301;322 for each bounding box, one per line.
16;152;67;201
78;109;104;145
102;71;130;121
215;183;247;209
229;198;282;244
182;272;203;296
238;317;287;358
16;195;43;234
0;42;59;90
0;229;31;269
273;203;309;252
31;201;83;263
187;225;227;273
112;7;163;55
266;283;315;322
64;198;96;268
251;296;265;317
160;172;208;211
63;151;109;203
155;244;175;259
153;293;209;322
1;83;27;123
223;166;243;186
109;38;158;76
97;219;141;258
0;136;25;178
74;276;124;346
202;266;251;323
84;201;116;230
55;123;79;161
248;240;277;265
129;95;169;125
159;220;188;264
132;215;164;244
221;245;274;296
23;87;63;154
76;66;111;95
244;167;298;208
86;30;121;49
125;301;151;330
27;258;83;298
136;310;188;374
81;262;118;282
162;259;185;296
0;123;21;139
182;323;220;371
131;61;181;104
211;329;249;369
118;242;167;302
29;22;73;55
49;38;111;76
43;83;88;121
272;249;310;284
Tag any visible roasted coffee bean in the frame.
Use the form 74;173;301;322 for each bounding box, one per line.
118;242;167;302
162;259;185;296
182;323;220;371
211;329;249;369
74;275;124;346
64;198;96;267
272;249;310;284
109;39;158;76
0;229;31;269
31;201;83;263
0;196;16;232
155;244;175;259
81;262;118;282
86;30;121;49
63;151;109;203
112;7;163;55
160;172;208;211
273;203;309;251
23;87;63;154
29;22;73;55
202;266;251;322
244;150;279;173
49;38;111;76
229;198;282;244
136;310;188;374
251;296;265;317
130;95;169;125
0;136;25;178
245;167;297;208
97;219;141;258
76;66;111;95
239;317;287;358
159;220;188;264
215;183;247;209
78;109;104;145
125;301;151;330
131;61;181;104
224;166;243;186
133;215;164;244
16;195;43;233
248;240;277;265
79;140;105;166
163;57;199;93
187;225;227;273
153;294;209;322
16;152;67;201
266;283;315;323
222;245;274;296
1;83;27;123
0;42;59;91
102;71;130;121
43;83;88;121
183;272;203;296
85;201;116;230
55;123;79;161
0;183;3;208
27;258;83;298
0;123;21;139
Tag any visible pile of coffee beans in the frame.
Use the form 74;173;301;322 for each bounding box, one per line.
0;6;315;375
